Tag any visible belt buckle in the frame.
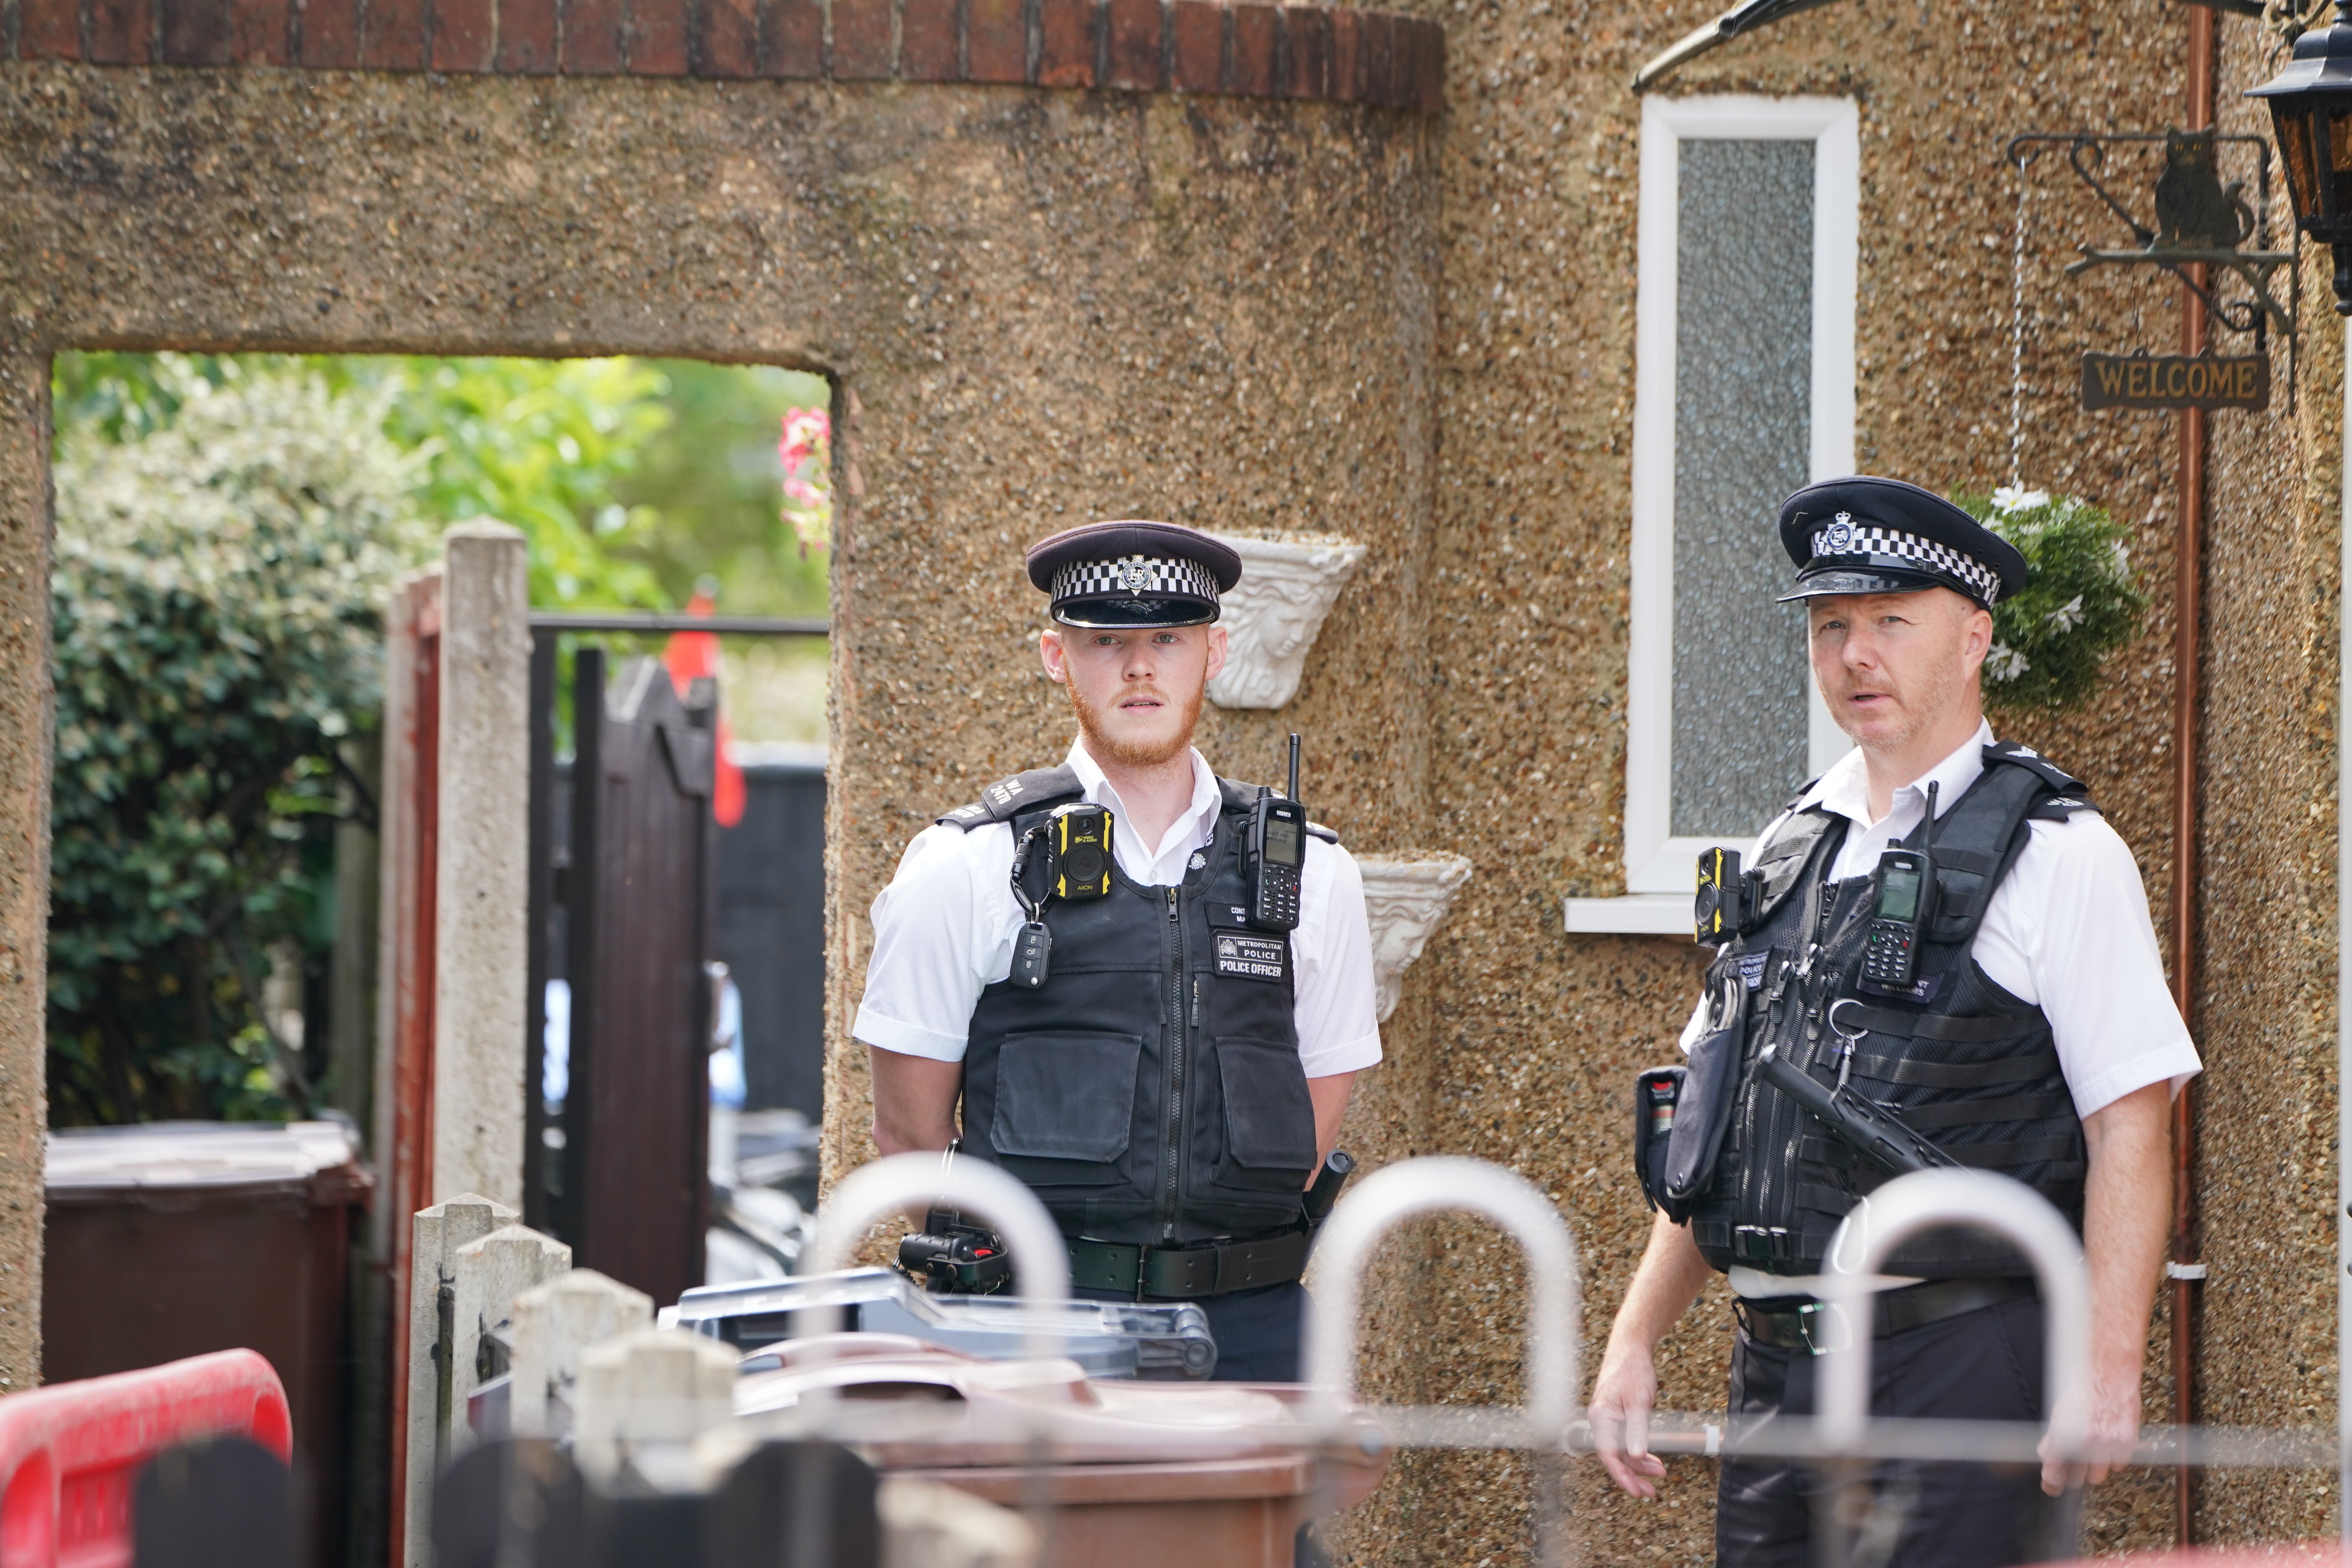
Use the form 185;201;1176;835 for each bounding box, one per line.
1796;1301;1853;1357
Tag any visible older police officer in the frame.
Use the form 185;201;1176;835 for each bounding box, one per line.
1592;477;2201;1566
851;519;1383;1381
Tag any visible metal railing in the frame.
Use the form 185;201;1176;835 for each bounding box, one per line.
408;1156;2348;1567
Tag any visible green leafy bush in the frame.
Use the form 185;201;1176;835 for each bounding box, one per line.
1955;487;2150;712
45;350;825;1122
47;358;426;1123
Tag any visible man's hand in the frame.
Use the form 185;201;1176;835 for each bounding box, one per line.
1592;1212;1716;1497
2037;1080;2170;1495
1590;1334;1668;1497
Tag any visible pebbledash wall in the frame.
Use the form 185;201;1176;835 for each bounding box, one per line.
0;0;2342;1555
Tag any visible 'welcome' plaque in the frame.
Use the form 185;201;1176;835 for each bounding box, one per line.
2080;353;2269;412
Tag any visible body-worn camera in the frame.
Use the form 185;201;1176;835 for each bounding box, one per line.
1047;802;1114;900
1693;846;1759;944
897;1209;1016;1295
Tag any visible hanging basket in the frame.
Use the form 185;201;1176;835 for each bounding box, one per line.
1957;487;2150;712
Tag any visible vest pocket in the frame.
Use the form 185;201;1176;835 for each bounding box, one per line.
1215;1036;1317;1174
989;1032;1142;1171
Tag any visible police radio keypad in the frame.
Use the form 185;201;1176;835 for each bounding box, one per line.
1862;926;1913;983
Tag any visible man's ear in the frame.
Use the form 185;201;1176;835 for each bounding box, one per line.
1040;627;1069;684
1960;601;1994;671
1204;623;1229;682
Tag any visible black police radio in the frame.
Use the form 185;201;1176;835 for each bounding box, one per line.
1245;735;1307;932
1858;780;1939;996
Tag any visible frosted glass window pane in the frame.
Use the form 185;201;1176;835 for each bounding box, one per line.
1670;138;1814;840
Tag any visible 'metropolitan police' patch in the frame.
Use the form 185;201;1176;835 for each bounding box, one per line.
1214;932;1289;981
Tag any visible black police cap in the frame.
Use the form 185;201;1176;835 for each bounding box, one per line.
1024;519;1244;628
1776;476;2029;611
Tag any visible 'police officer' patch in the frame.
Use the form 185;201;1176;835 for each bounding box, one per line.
1214;931;1289;982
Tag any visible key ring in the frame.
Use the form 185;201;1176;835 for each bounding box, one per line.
1826;997;1871;1087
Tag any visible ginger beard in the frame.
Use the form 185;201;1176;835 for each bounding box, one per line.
1062;664;1204;768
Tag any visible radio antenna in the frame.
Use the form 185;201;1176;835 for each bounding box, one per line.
1922;780;1940;852
1287;734;1301;803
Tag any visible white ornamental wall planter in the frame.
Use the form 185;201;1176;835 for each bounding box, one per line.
1203;534;1367;710
1354;854;1474;1022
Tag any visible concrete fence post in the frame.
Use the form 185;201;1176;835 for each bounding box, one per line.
446;1223;572;1459
432;520;532;1211
403;1193;515;1568
509;1268;655;1439
877;1478;1040;1568
572;1327;738;1484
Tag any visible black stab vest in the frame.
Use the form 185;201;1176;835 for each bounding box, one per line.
1687;742;2099;1281
940;766;1320;1247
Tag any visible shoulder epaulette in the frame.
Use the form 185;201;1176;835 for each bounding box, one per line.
936;765;1085;831
1982;740;2088;796
1982;741;2100;821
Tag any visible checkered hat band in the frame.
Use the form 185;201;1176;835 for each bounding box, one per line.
1811;524;2003;605
1051;554;1221;605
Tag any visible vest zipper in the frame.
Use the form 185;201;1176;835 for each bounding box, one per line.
1161;886;1185;1243
1740;852;1842;1266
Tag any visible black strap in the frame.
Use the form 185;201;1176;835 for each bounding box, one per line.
1892;1091;2072;1130
1847;1047;2060;1085
1906;750;2094;949
1067;1229;1312;1299
1838;1007;2045;1044
1735;1277;2040;1351
1802;1131;2082;1171
1794;1181;1859;1215
1947;1138;2085;1169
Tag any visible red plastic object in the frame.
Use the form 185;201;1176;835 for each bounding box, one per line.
0;1348;289;1568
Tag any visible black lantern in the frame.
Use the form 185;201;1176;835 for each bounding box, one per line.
2250;4;2352;314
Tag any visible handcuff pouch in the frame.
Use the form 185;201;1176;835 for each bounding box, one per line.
1655;951;1754;1220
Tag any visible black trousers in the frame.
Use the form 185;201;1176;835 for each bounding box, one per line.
1073;1280;1307;1382
1718;1297;2082;1568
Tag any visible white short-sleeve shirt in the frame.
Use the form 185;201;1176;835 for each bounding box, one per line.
853;739;1384;1079
1678;720;2202;1121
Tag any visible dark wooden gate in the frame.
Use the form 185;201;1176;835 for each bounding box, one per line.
555;648;717;1306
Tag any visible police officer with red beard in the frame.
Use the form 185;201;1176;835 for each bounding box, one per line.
852;519;1384;1380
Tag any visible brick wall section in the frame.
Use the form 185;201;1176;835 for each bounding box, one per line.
4;0;1441;109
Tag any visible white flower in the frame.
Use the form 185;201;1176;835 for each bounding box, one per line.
1985;642;2031;683
1990;485;2050;517
2044;594;2085;633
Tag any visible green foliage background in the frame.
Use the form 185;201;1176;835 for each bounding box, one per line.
47;352;828;1124
1955;490;2151;713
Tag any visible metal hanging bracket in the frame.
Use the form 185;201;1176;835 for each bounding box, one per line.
2007;128;2300;411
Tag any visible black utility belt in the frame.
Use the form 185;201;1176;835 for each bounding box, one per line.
1068;1228;1311;1300
1733;1276;2038;1356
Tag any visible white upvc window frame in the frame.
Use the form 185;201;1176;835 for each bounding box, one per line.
1568;94;1860;936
